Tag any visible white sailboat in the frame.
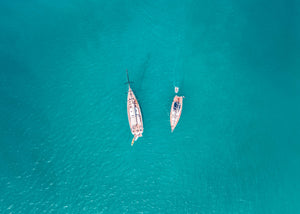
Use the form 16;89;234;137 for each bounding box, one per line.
126;71;143;145
170;87;184;132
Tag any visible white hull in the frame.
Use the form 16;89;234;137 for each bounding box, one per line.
170;94;183;132
127;87;143;143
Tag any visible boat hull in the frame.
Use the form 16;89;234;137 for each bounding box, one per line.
170;95;183;132
127;87;143;140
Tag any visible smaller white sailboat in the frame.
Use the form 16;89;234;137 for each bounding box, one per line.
170;87;184;132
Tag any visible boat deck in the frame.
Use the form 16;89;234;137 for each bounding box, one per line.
127;87;143;140
170;95;183;132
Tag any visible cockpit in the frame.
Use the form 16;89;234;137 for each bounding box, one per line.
173;102;180;110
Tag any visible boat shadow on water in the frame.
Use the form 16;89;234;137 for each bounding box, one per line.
135;53;151;91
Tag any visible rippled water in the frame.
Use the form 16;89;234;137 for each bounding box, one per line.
1;0;300;213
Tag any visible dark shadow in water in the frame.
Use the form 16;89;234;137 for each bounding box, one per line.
0;53;32;76
122;53;151;94
0;54;58;192
136;53;151;91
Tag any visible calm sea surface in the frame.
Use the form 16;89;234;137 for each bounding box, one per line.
1;0;300;213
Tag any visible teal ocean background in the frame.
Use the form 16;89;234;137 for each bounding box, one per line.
1;0;300;213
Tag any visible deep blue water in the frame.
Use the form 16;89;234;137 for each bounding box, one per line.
1;0;300;213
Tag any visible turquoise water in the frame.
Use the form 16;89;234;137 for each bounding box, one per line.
1;0;300;213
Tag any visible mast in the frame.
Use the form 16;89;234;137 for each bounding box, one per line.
126;70;131;87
